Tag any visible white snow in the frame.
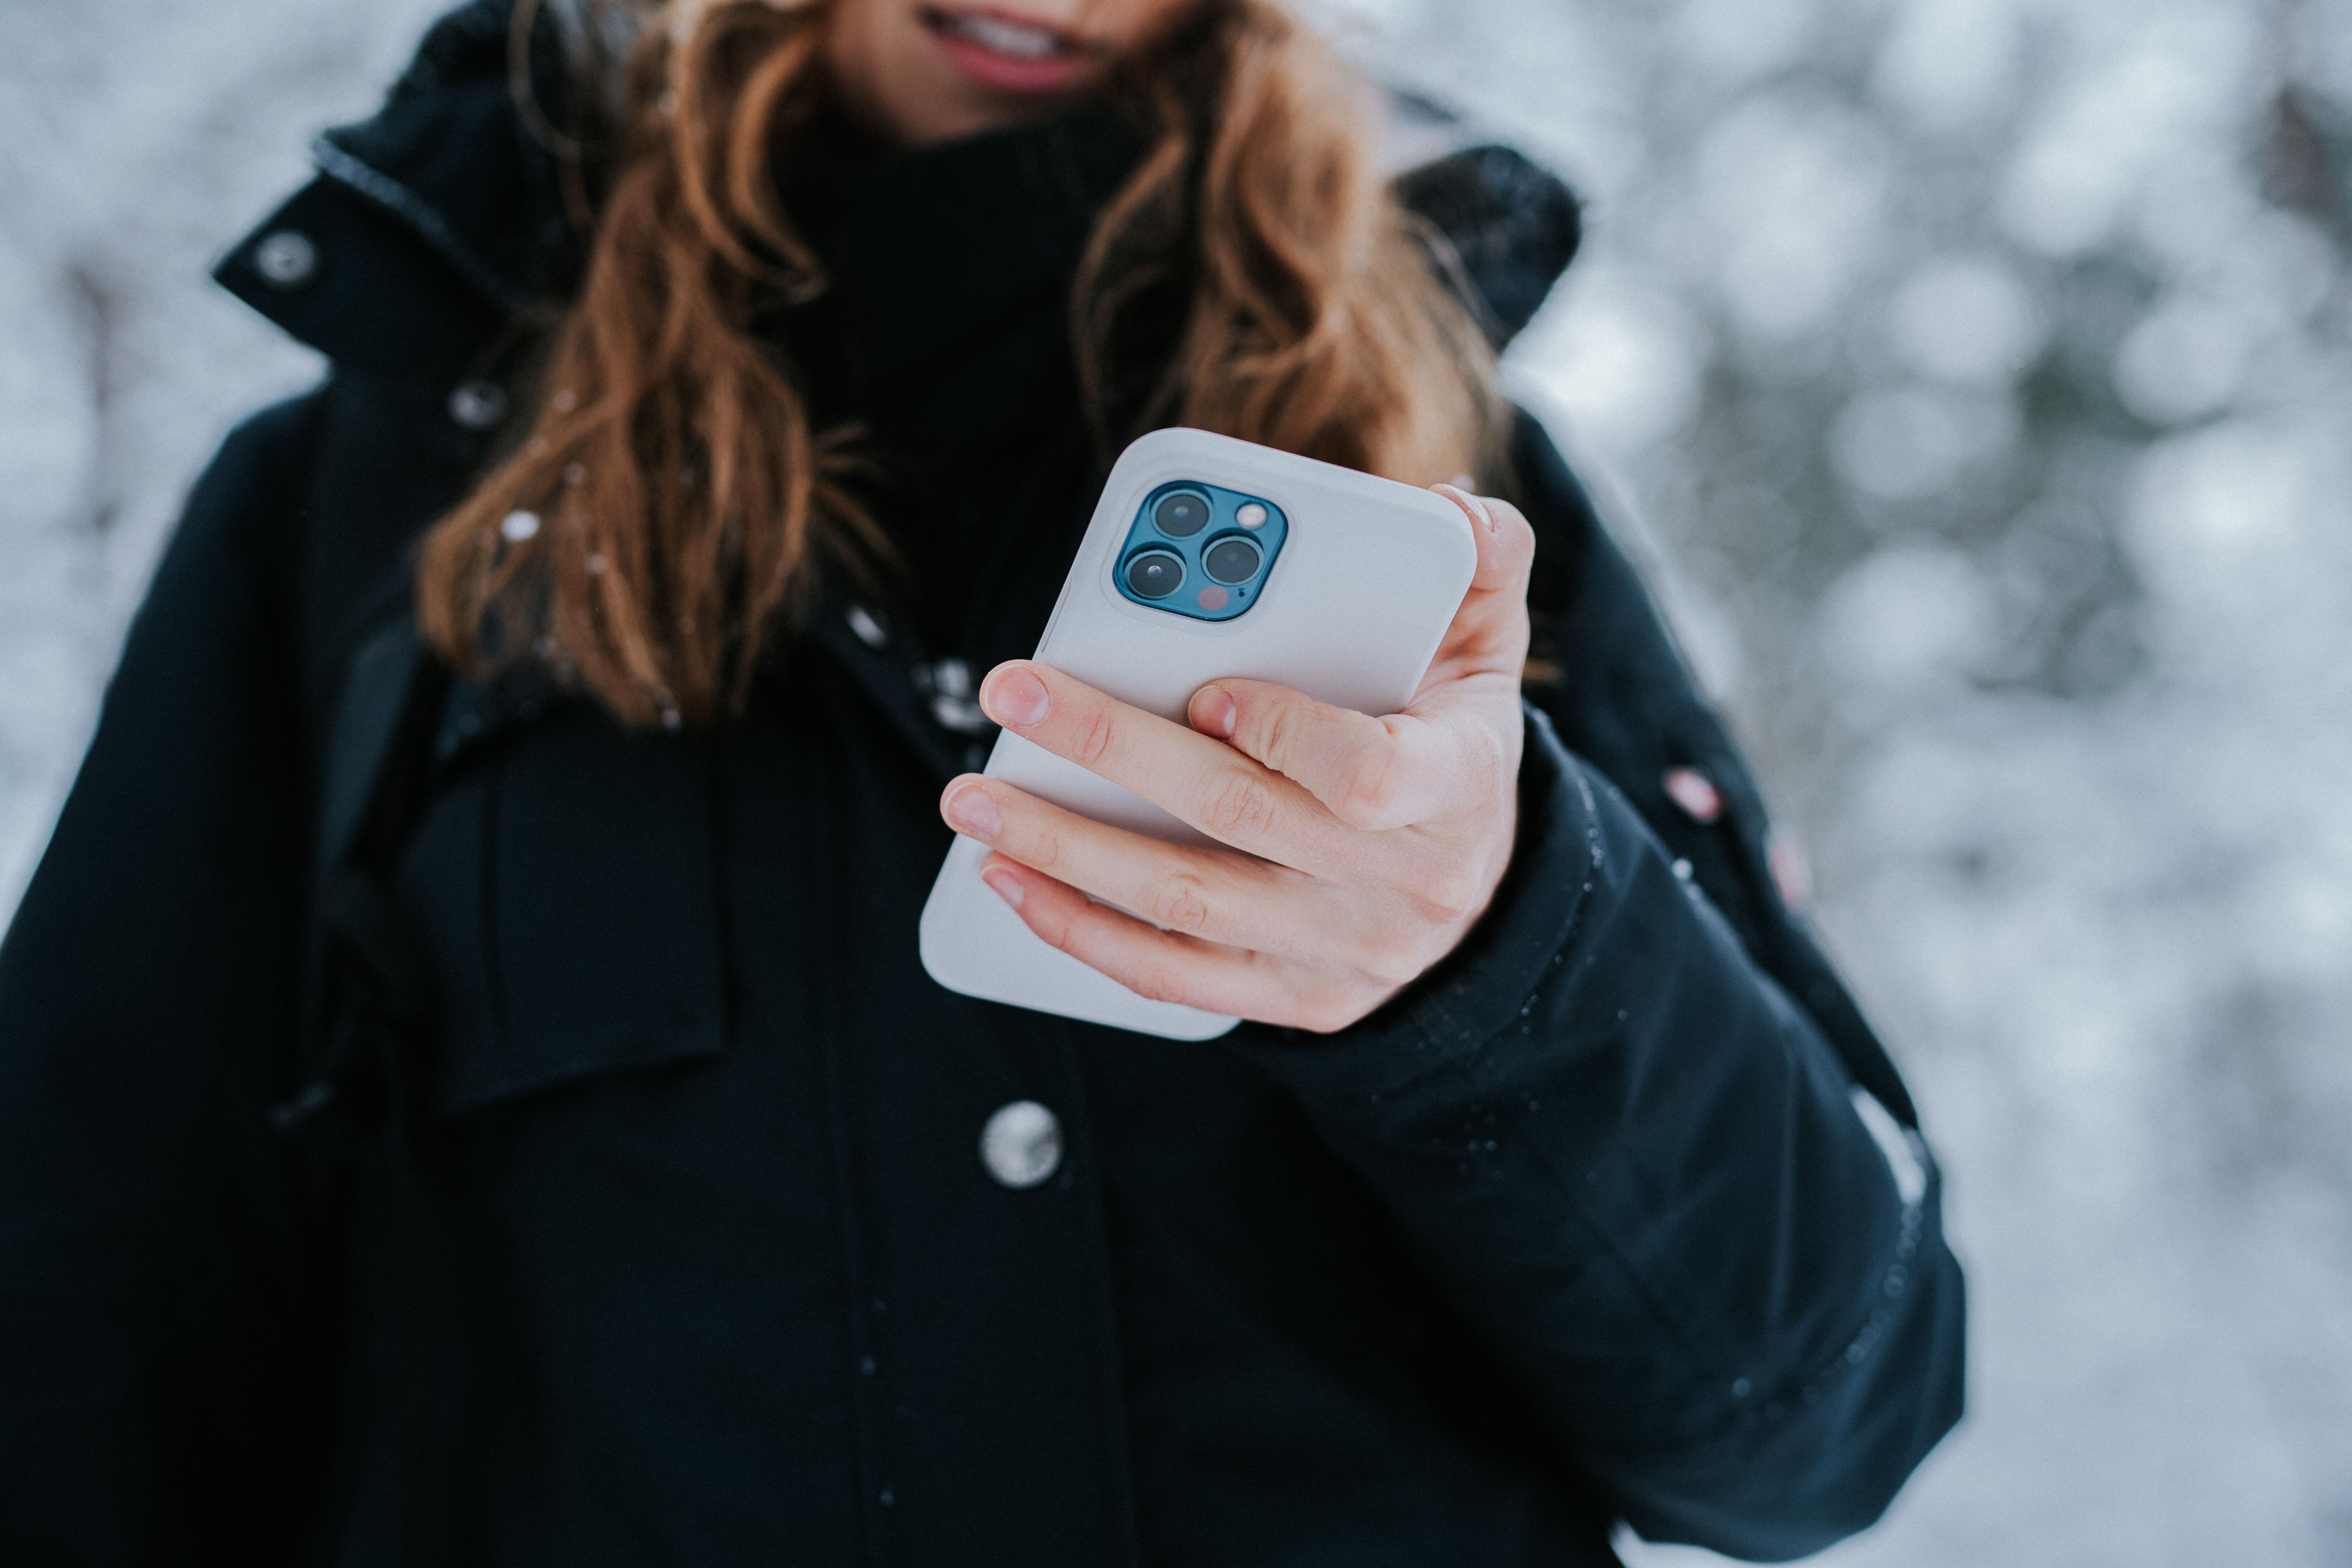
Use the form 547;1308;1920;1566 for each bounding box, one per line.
1349;0;2352;1559
0;0;454;906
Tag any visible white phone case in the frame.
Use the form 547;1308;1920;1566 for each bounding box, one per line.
917;426;1478;1040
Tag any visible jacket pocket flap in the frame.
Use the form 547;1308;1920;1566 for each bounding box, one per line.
396;709;727;1118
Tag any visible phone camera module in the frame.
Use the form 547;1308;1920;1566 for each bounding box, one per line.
1153;491;1210;538
1125;548;1186;599
1202;536;1263;585
1117;479;1285;620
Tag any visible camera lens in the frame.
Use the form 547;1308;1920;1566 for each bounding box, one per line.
1153;491;1210;537
1124;549;1185;599
1202;536;1262;585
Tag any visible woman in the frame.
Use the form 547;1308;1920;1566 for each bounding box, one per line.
0;0;1962;1561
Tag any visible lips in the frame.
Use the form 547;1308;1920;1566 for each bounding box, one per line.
919;6;1096;94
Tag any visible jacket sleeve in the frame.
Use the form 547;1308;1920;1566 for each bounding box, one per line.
1224;417;1964;1560
0;394;328;1563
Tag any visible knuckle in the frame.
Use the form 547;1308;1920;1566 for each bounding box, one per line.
1297;987;1370;1034
1022;827;1063;873
1361;940;1428;991
1149;871;1215;935
1339;946;1411;993
1028;901;1078;952
1123;961;1188;1005
1342;916;1433;988
1070;704;1116;769
1404;866;1484;927
1251;698;1312;773
1202;770;1279;843
1335;742;1405;828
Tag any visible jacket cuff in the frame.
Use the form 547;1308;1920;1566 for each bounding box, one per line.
1225;704;1604;1099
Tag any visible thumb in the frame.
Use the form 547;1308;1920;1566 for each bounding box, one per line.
1427;485;1535;682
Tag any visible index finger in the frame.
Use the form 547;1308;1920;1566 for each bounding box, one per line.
1187;679;1466;833
977;660;1362;875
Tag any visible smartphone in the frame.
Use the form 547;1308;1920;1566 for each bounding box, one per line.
917;426;1478;1040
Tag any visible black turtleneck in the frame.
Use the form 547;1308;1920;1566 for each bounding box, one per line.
764;106;1155;662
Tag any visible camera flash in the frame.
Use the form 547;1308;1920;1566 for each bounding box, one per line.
1236;503;1267;529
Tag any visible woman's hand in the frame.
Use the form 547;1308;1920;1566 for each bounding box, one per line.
937;486;1536;1033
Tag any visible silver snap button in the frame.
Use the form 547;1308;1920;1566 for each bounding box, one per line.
253;230;318;289
931;694;990;734
448;379;509;431
914;657;992;734
980;1100;1062;1189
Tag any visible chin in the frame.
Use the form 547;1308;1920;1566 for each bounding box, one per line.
891;78;1068;145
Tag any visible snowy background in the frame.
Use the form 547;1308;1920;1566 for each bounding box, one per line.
4;0;2349;1561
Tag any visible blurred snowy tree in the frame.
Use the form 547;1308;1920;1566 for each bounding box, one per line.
0;0;456;901
1336;0;2352;1561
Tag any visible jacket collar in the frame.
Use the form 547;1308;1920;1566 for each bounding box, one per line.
212;0;573;389
306;0;578;316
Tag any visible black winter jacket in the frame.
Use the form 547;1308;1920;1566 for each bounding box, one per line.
0;5;1962;1564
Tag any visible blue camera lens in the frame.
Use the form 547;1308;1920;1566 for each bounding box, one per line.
1154;491;1210;537
1202;536;1262;585
1125;548;1185;599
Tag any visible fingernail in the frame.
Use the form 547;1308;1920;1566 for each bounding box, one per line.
1196;688;1238;739
982;865;1025;909
943;782;999;838
982;666;1049;728
1437;483;1498;533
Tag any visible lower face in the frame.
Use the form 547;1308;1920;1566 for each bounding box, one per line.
822;0;1203;148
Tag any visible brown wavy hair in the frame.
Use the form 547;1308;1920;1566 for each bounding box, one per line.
417;0;1503;728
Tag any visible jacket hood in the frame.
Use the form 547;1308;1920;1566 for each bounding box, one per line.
215;0;1580;388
